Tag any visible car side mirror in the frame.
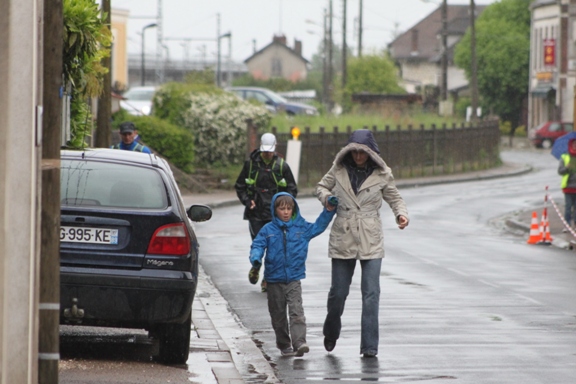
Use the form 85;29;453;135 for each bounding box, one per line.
187;204;212;222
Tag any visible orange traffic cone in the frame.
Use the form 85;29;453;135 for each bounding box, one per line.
527;211;542;244
540;208;553;244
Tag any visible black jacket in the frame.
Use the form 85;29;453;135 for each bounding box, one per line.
234;149;298;221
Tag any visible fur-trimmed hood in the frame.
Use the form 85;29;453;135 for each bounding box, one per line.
332;129;388;170
333;142;388;171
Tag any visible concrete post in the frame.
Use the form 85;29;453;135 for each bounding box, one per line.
0;1;42;383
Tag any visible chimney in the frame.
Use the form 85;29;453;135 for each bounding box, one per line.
273;34;287;45
294;39;302;56
411;29;419;56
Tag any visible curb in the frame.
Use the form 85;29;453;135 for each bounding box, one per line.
194;265;280;384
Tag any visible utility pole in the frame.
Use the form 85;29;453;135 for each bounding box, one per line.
217;13;221;87
342;0;347;89
156;0;164;84
95;0;111;148
328;0;334;112
40;0;63;382
470;0;479;121
358;0;363;57
322;8;328;107
441;0;448;101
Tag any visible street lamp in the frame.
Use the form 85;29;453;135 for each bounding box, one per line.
141;23;157;86
217;32;231;87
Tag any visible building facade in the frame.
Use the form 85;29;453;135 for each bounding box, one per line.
388;5;485;96
529;0;576;128
244;35;309;82
111;8;130;91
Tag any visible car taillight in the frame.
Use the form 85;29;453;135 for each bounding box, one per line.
147;223;190;255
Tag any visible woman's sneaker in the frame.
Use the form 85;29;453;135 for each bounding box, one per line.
248;267;260;284
281;348;295;357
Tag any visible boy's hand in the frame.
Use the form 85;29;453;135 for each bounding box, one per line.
326;196;338;211
248;266;260;285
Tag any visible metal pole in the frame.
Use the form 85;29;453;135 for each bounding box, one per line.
441;0;448;101
342;0;347;89
328;0;334;111
228;34;232;87
470;0;478;121
156;0;163;84
358;0;363;57
323;8;328;107
141;23;157;86
217;13;221;87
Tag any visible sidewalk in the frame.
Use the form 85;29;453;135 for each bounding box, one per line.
183;159;576;383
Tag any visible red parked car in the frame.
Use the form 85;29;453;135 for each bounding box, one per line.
529;121;573;149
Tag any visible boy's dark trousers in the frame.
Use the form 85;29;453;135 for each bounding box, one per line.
266;281;307;351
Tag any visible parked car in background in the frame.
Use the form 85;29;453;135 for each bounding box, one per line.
226;86;318;116
529;121;573;148
120;86;156;116
59;148;212;364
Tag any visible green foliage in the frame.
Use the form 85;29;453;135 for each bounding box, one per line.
112;110;195;172
269;113;464;133
153;84;272;167
345;54;405;95
184;68;216;85
63;0;111;148
454;0;531;129
153;82;224;127
333;53;405;113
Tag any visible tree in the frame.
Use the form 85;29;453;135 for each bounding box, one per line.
63;0;111;148
345;53;405;94
454;0;531;135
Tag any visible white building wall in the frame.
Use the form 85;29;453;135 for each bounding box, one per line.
400;61;438;89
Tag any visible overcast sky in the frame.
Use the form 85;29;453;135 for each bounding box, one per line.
111;0;498;63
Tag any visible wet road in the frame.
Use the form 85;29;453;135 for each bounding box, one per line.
196;149;576;383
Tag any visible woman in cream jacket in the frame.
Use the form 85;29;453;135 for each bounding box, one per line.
316;129;409;358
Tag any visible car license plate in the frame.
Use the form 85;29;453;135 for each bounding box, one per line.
60;226;119;244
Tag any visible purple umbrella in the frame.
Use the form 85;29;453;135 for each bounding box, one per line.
551;131;576;159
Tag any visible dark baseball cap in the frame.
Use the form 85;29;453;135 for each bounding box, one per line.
119;122;136;134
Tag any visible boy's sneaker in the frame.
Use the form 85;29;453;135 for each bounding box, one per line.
248;267;260;284
261;279;267;292
295;344;309;357
280;348;295;357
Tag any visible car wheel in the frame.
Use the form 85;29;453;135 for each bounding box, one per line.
156;313;191;364
542;139;553;149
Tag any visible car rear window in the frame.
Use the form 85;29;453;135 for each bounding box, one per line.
61;160;168;209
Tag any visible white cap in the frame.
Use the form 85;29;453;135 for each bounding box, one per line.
260;133;276;152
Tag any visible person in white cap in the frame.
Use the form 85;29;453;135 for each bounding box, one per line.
235;133;298;292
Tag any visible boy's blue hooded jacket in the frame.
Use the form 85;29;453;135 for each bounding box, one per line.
249;192;335;283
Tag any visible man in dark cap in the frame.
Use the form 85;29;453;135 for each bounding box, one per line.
111;122;152;153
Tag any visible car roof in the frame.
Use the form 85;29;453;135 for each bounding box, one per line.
227;86;271;92
61;148;165;170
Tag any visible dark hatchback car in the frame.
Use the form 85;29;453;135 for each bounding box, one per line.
59;148;212;364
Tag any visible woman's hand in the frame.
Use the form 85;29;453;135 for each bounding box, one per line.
397;215;409;230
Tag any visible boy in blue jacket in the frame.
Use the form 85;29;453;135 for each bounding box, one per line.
249;192;336;357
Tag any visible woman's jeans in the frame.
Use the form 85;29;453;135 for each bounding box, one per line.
564;193;576;225
323;258;382;354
